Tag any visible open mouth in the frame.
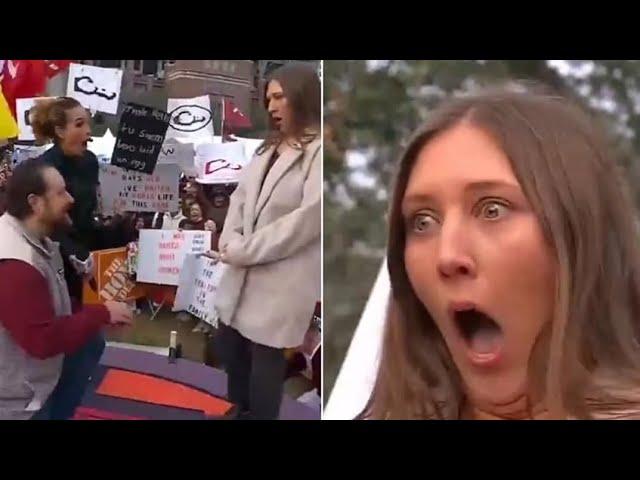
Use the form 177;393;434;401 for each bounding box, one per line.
452;306;504;367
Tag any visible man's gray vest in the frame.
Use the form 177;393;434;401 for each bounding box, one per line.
0;213;72;419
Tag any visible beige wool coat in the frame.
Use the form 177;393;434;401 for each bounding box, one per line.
214;137;321;348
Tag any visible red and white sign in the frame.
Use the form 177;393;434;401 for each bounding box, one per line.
136;230;212;286
98;163;180;214
195;141;248;184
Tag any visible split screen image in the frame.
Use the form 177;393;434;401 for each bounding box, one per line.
3;60;640;420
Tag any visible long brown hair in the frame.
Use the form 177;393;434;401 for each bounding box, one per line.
30;96;82;145
363;84;640;420
257;63;320;155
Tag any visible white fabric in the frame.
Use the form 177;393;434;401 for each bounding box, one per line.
324;259;389;420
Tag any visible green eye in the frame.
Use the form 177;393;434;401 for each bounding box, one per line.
481;201;508;220
413;213;437;233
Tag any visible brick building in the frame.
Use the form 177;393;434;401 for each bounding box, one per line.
68;60;319;126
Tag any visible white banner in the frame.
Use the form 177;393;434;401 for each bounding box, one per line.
173;253;224;325
195;141;248;184
98;163;180;214
137;230;212;286
324;260;389;420
166;95;214;140
66;63;123;115
157;141;196;176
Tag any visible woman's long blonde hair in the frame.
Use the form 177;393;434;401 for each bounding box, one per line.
362;85;640;420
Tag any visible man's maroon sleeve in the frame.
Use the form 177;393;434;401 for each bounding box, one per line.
0;260;110;359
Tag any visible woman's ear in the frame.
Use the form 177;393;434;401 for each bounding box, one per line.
54;124;66;141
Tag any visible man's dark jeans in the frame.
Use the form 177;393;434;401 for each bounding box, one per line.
31;333;105;420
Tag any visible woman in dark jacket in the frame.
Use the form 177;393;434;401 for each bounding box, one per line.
31;96;121;419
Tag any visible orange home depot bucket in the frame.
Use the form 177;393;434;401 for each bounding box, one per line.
83;248;147;305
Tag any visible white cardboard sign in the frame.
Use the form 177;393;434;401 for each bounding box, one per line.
137;230;212;286
66;63;123;115
166;95;215;140
173;253;225;325
157;141;197;176
98;163;180;214
195;141;248;184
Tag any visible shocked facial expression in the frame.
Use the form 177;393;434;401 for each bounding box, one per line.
189;203;203;223
266;80;292;134
56;106;92;157
402;122;557;411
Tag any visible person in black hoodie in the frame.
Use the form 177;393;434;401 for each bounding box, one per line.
30;96;125;419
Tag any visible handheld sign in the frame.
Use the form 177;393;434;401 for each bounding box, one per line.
195;142;248;184
157;141;197;176
173;253;224;325
98;163;180;214
66;63;123;115
111;103;171;174
166;95;215;140
137;230;212;286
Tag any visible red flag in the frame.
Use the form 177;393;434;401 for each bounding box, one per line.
223;99;252;132
44;60;72;79
1;60;48;118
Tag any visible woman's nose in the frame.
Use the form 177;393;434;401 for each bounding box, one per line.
436;218;476;279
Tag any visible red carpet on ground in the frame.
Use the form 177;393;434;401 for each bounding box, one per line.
73;407;146;420
96;368;233;416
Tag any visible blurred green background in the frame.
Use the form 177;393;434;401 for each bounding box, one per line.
323;60;640;402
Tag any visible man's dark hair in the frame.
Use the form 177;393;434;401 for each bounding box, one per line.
6;157;54;220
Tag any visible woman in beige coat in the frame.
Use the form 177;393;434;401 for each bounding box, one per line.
211;64;321;420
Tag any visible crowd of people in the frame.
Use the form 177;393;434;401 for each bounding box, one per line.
0;62;321;420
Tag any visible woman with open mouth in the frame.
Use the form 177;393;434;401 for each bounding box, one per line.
361;84;640;420
212;64;321;420
29;97;128;420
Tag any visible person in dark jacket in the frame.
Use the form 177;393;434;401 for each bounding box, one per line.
34;99;104;299
30;96;120;419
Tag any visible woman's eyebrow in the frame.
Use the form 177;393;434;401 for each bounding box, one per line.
463;180;520;194
401;193;437;215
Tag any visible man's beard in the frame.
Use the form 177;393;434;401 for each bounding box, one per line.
42;203;73;233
